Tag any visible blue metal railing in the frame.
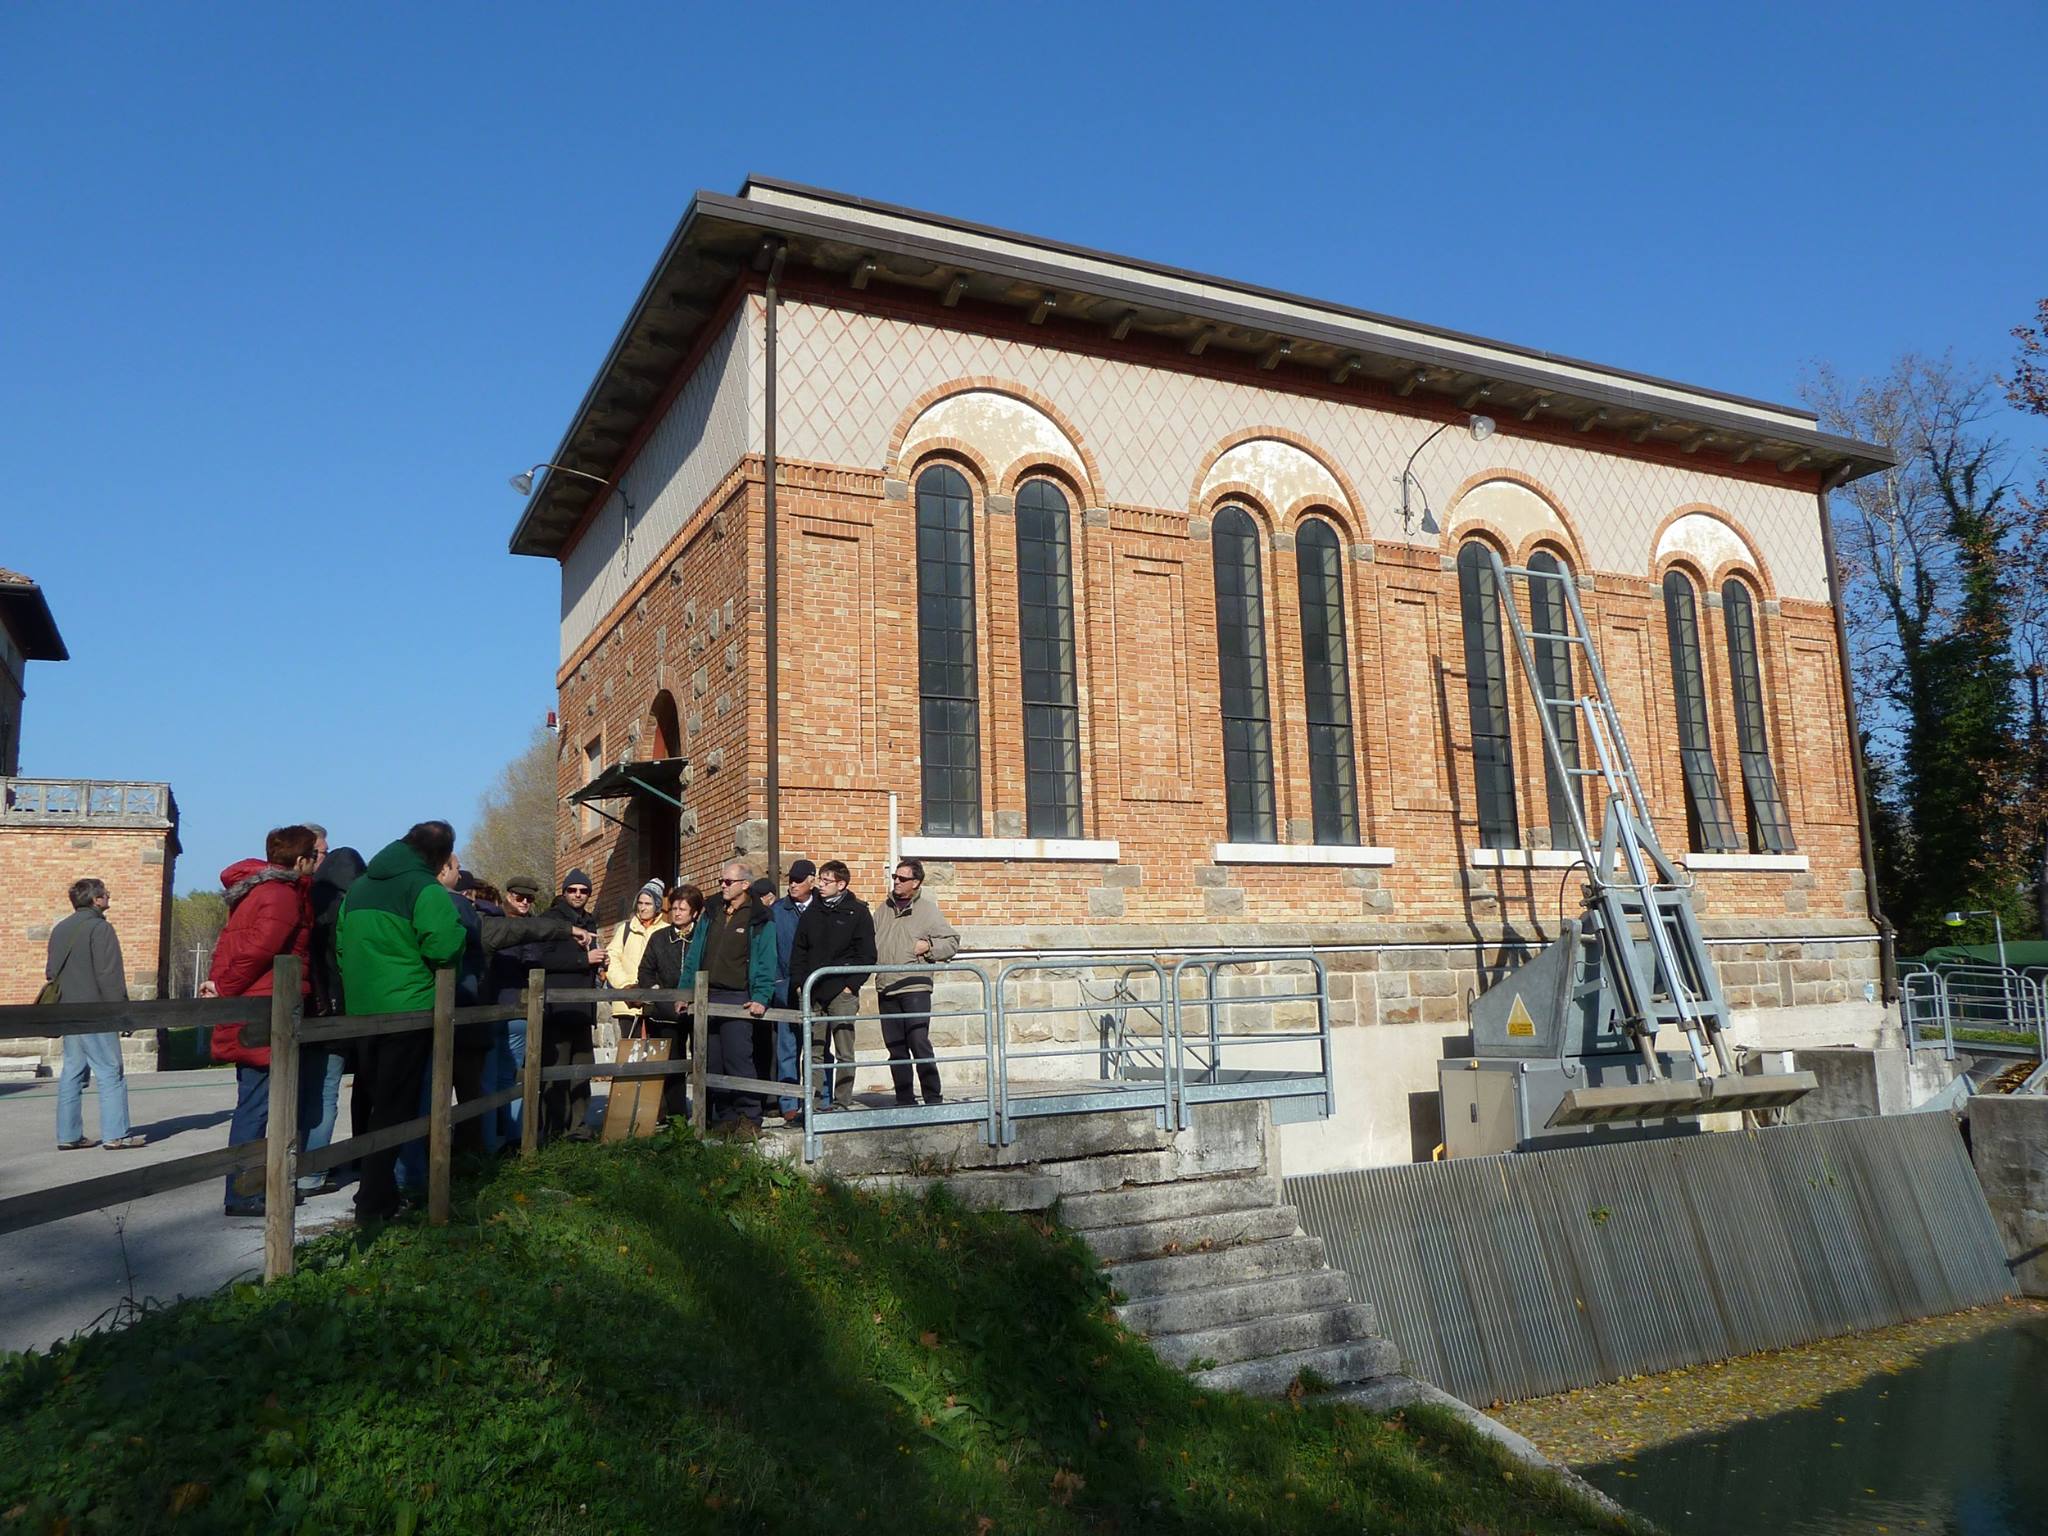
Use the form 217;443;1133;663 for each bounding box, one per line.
796;949;1334;1161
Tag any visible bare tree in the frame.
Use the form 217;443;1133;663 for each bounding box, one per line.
168;889;227;997
463;725;560;890
1804;355;2027;949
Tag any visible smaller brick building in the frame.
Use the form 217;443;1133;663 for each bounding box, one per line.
0;567;178;1075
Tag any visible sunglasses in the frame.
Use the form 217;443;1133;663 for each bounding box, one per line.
564;886;591;895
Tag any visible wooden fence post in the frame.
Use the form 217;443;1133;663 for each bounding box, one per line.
690;972;709;1132
426;966;455;1225
263;955;302;1283
522;969;545;1158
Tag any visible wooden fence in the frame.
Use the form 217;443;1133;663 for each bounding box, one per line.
0;957;801;1282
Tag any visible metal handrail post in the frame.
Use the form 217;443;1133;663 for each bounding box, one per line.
985;970;1005;1148
1312;954;1334;1116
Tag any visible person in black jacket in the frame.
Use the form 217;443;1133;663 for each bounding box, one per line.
635;883;704;1123
536;869;606;1142
304;846;365;1193
788;860;877;1110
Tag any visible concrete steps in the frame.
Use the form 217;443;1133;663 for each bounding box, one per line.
1148;1302;1380;1369
1078;1203;1301;1263
1190;1338;1402;1395
1116;1269;1353;1336
1106;1233;1328;1299
1059;1173;1279;1230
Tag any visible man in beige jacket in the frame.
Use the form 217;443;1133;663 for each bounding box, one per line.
871;857;961;1105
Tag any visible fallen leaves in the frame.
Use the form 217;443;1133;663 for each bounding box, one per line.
1047;1468;1086;1507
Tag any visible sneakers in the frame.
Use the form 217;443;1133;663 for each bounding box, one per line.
104;1135;147;1150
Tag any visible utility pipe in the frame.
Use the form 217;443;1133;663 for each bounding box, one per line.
763;241;788;883
1817;477;1898;1003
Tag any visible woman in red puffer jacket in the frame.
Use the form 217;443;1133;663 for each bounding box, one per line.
205;825;317;1216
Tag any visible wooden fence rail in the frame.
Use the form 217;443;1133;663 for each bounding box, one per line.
0;960;806;1282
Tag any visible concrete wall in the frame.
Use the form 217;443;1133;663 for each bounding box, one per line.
1965;1094;2048;1298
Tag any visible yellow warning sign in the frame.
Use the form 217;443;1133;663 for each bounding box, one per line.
1505;995;1537;1038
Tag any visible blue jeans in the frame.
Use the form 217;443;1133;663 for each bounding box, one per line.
224;1063;270;1208
56;1032;130;1144
395;1071;431;1193
495;1019;526;1147
297;1047;345;1192
775;1020;802;1115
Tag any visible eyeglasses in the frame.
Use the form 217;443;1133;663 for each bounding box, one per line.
892;873;918;883
564;886;591;895
720;876;746;886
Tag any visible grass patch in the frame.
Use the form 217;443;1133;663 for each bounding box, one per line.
1;1130;1635;1534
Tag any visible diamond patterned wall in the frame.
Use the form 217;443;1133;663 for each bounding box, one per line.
769;302;1829;600
562;305;752;652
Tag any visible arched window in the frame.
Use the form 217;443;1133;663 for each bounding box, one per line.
916;464;980;836
1721;579;1795;853
1457;541;1518;848
1295;518;1358;844
1526;550;1583;849
1016;479;1082;838
1663;570;1738;852
1212;507;1276;842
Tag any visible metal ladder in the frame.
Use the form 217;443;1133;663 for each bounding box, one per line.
1484;549;1736;1083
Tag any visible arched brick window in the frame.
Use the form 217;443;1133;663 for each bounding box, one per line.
916;464;981;836
1295;517;1358;844
1526;550;1584;849
1663;570;1739;852
1016;478;1082;838
1213;507;1276;842
1721;578;1795;852
1457;541;1518;848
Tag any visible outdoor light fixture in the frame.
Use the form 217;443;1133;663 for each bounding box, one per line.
511;463;637;562
1399;414;1497;537
1944;908;2009;970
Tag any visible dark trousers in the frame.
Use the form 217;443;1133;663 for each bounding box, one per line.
540;1005;595;1142
879;988;941;1105
452;1043;489;1156
706;987;761;1124
356;1029;432;1220
645;1014;691;1122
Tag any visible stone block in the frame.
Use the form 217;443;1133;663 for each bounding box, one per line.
1965;1094;2048;1296
1204;887;1245;917
1088;888;1126;919
1194;866;1229;888
994;809;1025;838
1102;865;1143;888
1419;995;1463;1024
1783;890;1809;915
1411;969;1457;998
1377;972;1409;999
1342;867;1379;889
1382;1002;1422;1026
732;819;768;855
1364;890;1396;912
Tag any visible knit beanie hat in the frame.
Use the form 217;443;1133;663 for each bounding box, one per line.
639;877;667;906
562;868;592;892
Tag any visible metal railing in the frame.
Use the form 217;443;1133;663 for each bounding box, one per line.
1901;963;2048;1062
796;949;1334;1161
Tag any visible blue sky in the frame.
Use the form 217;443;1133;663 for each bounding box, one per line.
4;1;2043;891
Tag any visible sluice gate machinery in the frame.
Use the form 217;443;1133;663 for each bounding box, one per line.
1439;550;1816;1156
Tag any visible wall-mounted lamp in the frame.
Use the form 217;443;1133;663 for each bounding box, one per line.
1399;414;1496;538
511;463;636;565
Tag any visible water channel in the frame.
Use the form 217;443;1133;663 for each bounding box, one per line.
1574;1317;2048;1534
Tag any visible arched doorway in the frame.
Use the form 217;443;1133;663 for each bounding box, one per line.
638;691;683;890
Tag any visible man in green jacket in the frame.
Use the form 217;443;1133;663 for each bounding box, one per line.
339;820;467;1220
678;861;778;1134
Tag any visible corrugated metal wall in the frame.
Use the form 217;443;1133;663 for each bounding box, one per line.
1288;1114;2014;1406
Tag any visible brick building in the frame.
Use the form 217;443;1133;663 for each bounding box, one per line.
0;566;178;1076
509;180;1894;1167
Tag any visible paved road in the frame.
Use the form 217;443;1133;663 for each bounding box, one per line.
0;1070;365;1355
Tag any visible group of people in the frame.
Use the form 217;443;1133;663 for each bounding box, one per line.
546;851;962;1139
45;819;964;1225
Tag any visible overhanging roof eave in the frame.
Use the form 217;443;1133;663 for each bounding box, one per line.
508;181;1897;561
